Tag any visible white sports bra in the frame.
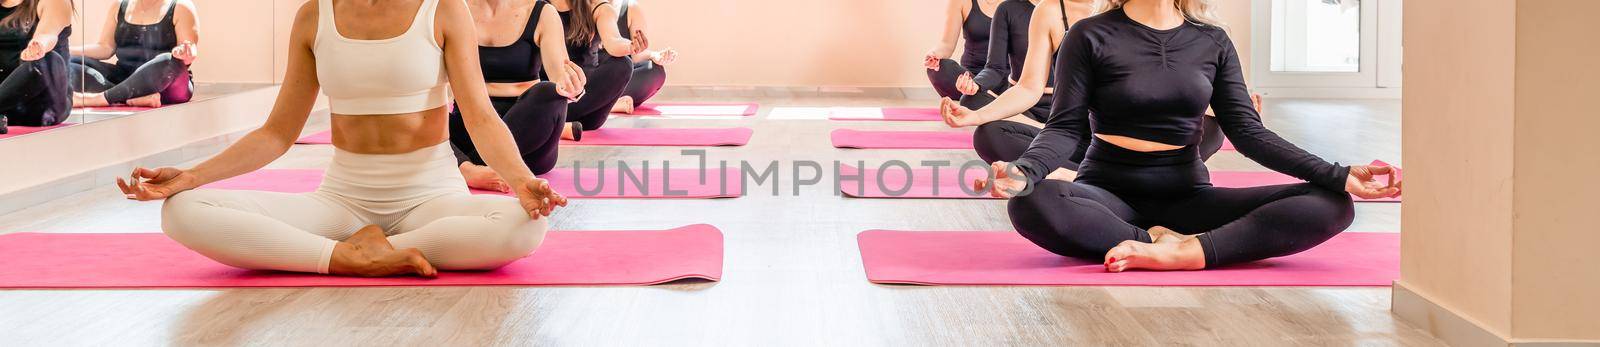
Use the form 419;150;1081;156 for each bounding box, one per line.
313;0;451;115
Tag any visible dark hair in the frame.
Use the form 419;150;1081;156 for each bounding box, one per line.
0;0;40;30
564;0;601;46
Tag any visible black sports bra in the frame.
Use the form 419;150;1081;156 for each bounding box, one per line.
556;1;609;67
114;0;179;69
480;1;547;83
958;0;992;73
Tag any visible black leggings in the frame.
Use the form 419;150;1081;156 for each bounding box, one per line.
927;59;975;99
449;81;568;175
1006;140;1355;267
973;114;1226;171
621;59;666;108
0;51;70;126
566;55;633;131
954;79;1004;111
69;53;193;104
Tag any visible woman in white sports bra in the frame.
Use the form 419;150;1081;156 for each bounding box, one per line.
114;0;567;277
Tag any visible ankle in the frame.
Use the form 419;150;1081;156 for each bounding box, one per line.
1174;239;1207;270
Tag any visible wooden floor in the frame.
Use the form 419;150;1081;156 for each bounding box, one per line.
0;92;1441;345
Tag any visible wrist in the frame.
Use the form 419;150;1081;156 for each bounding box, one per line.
503;174;538;188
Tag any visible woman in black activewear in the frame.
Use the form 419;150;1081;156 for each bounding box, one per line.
924;0;997;103
547;0;636;140
452;0;588;193
0;0;71;134
70;0;197;108
607;0;676;114
943;0;1233;176
978;0;1401;272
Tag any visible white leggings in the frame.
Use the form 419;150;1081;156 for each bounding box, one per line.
160;143;547;274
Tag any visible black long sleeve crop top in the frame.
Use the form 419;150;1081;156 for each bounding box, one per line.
1014;9;1349;192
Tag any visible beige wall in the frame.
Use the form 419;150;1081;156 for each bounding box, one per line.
71;0;279;83
1401;0;1600;342
1398;0;1517;335
1509;0;1600;339
260;0;1254;87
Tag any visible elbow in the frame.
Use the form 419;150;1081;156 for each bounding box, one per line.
603;41;632;57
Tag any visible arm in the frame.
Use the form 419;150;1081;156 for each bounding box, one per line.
181;4;318;186
1012;23;1095;185
624;1;653;62
927;0;964;60
1209;36;1349;191
971;3;1011;91
535;5;585;98
18;0;70;61
118;3;322;200
944;3;1060;126
170;0;201;64
70;4;120;59
439;0;564;217
591;1;633;58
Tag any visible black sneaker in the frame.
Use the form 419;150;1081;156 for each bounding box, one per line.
0;116;9;135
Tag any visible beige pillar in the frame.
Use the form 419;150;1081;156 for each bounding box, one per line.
1395;0;1600;345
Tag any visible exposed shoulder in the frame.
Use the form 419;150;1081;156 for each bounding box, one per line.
288;0;320;47
293;0;317;29
172;0;198;14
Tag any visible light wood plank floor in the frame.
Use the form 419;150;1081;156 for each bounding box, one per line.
0;92;1438;346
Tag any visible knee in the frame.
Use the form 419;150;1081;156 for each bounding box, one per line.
149;53;179;65
462;210;549;270
520;81;564;103
596;58;633;79
959;92;995;110
973;122;1009;163
159;190;216;245
1005;183;1099;259
1305;187;1357;232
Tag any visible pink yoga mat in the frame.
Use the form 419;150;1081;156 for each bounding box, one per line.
1211;160;1400;202
838;164;997;199
0;123;77;139
830;129;973;149
858;230;1399;286
207;167;745;199
0;225;723;288
561;127;753;146
296;130;332;144
1220;138;1235;151
628;102;758;116
829;107;943;121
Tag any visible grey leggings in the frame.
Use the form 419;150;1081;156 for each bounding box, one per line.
0;51;71;126
69;52;193;104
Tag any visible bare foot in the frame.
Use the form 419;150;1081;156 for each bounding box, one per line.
1146;226;1191;244
610;96;635;114
1103;238;1206;272
73;92;110;108
460;162;510;193
125;94;163;108
328;225;438;277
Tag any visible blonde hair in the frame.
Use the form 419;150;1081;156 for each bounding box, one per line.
1099;0;1225;28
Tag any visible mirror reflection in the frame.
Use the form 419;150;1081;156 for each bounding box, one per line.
0;0;73;137
68;0;197;109
1;0;277;139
